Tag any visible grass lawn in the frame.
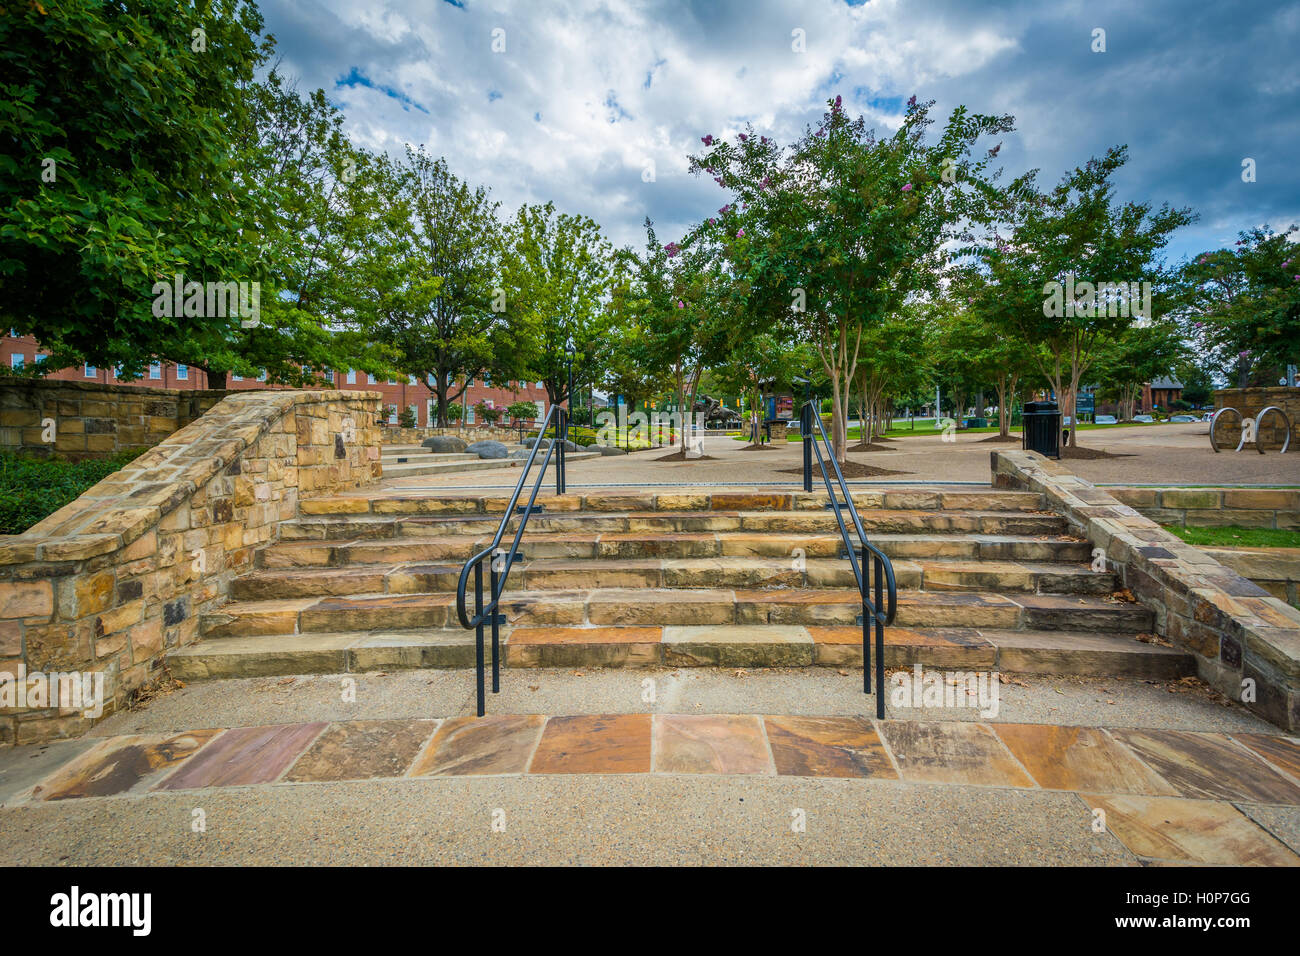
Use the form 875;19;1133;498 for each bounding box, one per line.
1163;525;1300;549
0;449;144;535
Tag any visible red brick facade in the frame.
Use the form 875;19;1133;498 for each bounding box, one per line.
1;333;548;426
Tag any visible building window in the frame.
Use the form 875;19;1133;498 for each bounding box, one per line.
347;369;356;385
409;375;417;386
367;373;377;385
387;377;397;385
176;365;188;380
11;354;24;369
327;370;335;383
231;374;243;382
35;354;47;365
83;365;96;377
148;362;161;379
257;370;267;382
536;381;544;390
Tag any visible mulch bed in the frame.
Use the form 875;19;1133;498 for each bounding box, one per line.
1061;445;1130;460
778;461;909;478
654;451;719;461
977;434;1022;443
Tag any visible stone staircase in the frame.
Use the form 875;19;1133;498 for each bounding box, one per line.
168;488;1194;681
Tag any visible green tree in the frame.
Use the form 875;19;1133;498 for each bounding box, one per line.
973;146;1195;446
354;148;515;425
0;0;270;374
692;96;1017;462
1173;226;1300;387
500;202;614;409
1093;322;1187;421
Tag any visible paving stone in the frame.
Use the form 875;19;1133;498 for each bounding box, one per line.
1231;733;1300;781
993;724;1178;794
1108;729;1300;804
33;730;220;800
764;715;897;779
155;723;326;789
653;715;771;775
284;720;438;782
529;714;652;774
1082;793;1300;865
877;720;1035;788
408;715;545;776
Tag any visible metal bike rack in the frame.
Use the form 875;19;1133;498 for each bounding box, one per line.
1210;406;1292;454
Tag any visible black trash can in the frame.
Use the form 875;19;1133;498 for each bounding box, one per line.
1022;401;1062;459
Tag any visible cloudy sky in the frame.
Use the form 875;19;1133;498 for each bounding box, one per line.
258;0;1300;263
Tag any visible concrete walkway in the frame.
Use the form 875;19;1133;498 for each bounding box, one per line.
378;424;1300;491
2;668;1296;865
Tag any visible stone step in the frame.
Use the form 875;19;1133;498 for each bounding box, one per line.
278;509;1069;541
200;588;1153;639
259;532;1093;568
167;624;1192;681
230;557;1114;602
300;488;1047;517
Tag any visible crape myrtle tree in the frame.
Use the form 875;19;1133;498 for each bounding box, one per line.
0;0;269;375
1172;225;1300;387
501;202;615;410
354;148;521;426
951;272;1039;439
625;219;729;456
690;95;1017;464
853;309;928;448
971;146;1194;447
1092;321;1187;422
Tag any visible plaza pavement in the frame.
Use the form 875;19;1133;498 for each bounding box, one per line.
1;668;1297;866
379;422;1299;491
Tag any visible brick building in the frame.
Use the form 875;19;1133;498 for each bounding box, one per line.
2;332;549;427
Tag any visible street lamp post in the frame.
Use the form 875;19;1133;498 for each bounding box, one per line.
564;339;575;443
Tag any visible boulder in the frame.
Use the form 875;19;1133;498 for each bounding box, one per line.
467;440;509;459
421;435;468;453
521;437;578;452
596;444;628;455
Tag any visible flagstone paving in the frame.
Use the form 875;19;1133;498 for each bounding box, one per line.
4;709;1298;864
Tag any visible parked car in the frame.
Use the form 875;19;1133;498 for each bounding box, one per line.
1133;414;1155;423
1094;414;1117;425
1169;414;1198;423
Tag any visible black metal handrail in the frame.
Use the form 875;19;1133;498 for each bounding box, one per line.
800;403;897;718
456;403;569;716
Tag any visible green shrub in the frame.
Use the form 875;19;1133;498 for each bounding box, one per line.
0;448;145;535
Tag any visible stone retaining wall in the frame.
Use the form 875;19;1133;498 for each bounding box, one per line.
992;450;1300;731
1213;386;1300;449
1204;548;1300;608
380;424;533;445
0;377;229;460
0;390;381;745
1107;486;1300;529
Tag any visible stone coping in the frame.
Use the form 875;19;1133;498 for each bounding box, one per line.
0;389;382;567
992;450;1300;731
0;375;229;400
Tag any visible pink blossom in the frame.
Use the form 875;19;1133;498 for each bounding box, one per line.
737;228;745;237
907;95;917;107
833;94;842;110
664;242;680;259
902;183;913;192
739;133;748;141
701;135;713;146
719;204;731;215
677;300;685;309
714;176;723;185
